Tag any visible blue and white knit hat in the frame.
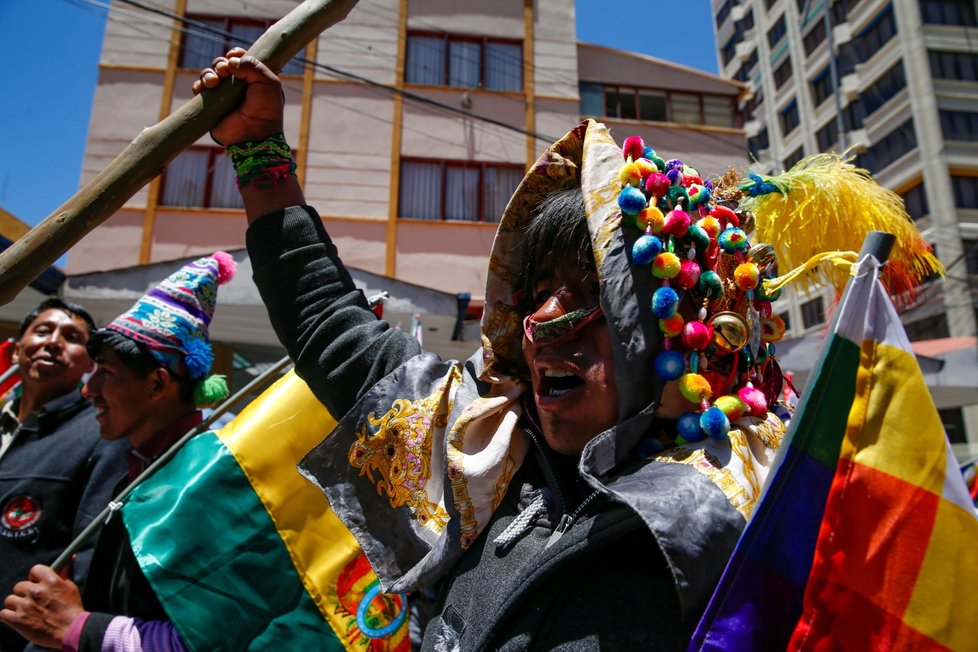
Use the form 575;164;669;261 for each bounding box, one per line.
105;252;236;402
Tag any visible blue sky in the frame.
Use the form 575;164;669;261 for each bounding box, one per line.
0;0;717;255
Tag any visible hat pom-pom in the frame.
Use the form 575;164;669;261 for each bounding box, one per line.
194;374;229;407
212;251;236;285
183;337;214;378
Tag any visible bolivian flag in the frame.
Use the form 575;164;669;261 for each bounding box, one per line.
690;254;978;651
120;371;409;651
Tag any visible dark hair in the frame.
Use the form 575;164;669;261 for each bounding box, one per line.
516;184;592;315
19;298;97;338
87;329;198;404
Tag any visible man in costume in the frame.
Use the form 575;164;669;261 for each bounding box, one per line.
0;254;235;651
191;50;786;649
0;299;129;652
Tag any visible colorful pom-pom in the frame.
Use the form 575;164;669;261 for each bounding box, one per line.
688;184;712;209
679;373;712;403
668;185;690;209
212;251;237;285
678;412;707;442
761;314;787;342
686;223;710;250
659;313;685;337
665;159;684;172
666;168;683;186
632;234;663;265
637;205;665;233
645;173;670;199
734;262;760;291
618;186;647;216
619;162;642;187
654;350;686;381
757;280;782;301
697;216;721;239
737;385;768;417
651;286;680;318
193;373;229;406
714;394;748;420
663;208;691;237
642;146;657;161
681;321;712;351
675;259;701;290
182;337;214;378
711;205;739;228
634;158;658;181
718;227;749;252
696;270;723;299
622;136;645;161
700;407;730;440
652;252;682;279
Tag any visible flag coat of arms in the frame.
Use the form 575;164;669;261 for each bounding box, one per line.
119;371;410;651
690;254;978;651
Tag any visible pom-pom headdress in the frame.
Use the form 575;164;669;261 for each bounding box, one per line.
613;137;940;444
104;251;237;405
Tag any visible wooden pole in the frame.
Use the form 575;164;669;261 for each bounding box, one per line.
0;0;359;305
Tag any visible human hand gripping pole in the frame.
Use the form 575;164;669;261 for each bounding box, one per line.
0;0;359;305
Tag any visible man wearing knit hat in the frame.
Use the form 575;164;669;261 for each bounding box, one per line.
0;253;235;652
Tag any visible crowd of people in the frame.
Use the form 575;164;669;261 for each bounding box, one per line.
0;48;791;650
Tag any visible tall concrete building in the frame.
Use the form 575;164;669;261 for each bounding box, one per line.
712;0;978;456
63;0;746;374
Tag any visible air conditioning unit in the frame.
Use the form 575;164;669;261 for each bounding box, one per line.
840;72;861;101
846;130;869;153
832;23;852;46
735;41;754;62
731;3;748;21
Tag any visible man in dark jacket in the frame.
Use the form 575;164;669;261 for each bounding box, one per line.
0;299;129;651
0;255;234;651
180;50;784;650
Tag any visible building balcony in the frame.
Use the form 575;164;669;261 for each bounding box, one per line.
832;23;852;47
735;40;755;62
731;3;749;21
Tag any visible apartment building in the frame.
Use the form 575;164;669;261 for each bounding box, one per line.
713;0;978;454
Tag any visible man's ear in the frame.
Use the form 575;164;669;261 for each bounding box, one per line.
149;367;172;399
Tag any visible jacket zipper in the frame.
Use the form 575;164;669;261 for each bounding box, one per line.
545;488;601;549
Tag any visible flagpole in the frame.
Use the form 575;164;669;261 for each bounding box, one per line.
51;356;294;572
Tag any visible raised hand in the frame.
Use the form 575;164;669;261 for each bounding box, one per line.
0;564;84;648
193;47;285;146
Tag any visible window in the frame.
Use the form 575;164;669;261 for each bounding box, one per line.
817;119;839;152
783;146;805;170
811;67;833;107
901;181;929;220
717;0;736;26
855;119;917;174
939;408;968;444
179;15;304;75
773;56;793;89
768;15;787;47
399;159;523;222
919;0;978;26
749;128;770;159
405;33;522;91
160;148;243;209
929;50;978;81
801;296;824;329
952;175;978;209
803;18;827;55
779;100;800;136
852;5;897;64
735;49;759;82
904;315;950;341
843;61;908;130
738;8;755;30
580;84;736;127
940;110;978;142
721;36;738;67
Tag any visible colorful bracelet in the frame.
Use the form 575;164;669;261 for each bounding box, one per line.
227;133;297;189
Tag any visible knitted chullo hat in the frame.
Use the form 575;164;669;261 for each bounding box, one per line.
105;251;237;405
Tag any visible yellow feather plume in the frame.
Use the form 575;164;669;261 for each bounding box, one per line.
738;152;942;300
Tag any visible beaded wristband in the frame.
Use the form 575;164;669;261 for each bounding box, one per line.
227;132;297;189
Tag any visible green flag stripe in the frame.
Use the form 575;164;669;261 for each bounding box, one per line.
788;334;861;468
122;432;344;652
